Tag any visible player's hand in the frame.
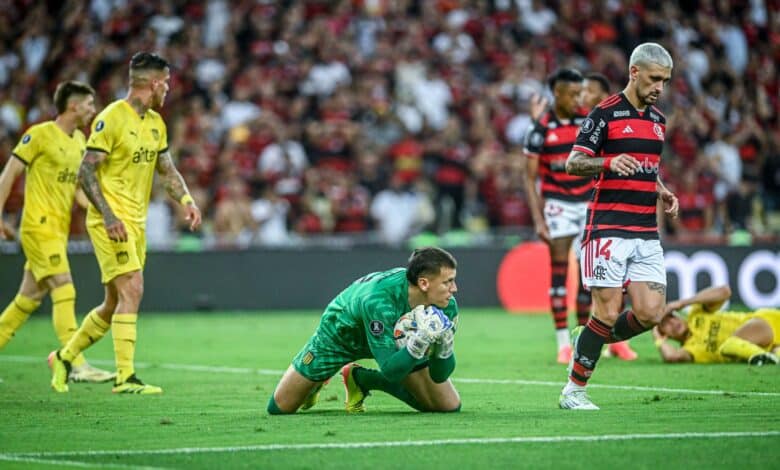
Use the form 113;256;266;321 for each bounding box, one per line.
104;214;128;242
433;328;455;359
419;305;453;339
664;300;683;316
651;326;666;342
183;202;202;231
0;217;16;240
608;154;641;176
529;93;549;122
659;189;679;219
405;329;433;360
535;222;551;244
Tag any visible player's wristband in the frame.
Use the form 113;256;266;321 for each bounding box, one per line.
180;194;194;206
602;157;613;172
654;338;665;348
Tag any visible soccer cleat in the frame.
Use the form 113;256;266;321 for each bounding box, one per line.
48;350;71;393
557;344;572;364
300;379;329;411
341;363;366;413
748;352;779;366
112;374;162;394
69;363;117;384
559;388;600;410
608;341;638;361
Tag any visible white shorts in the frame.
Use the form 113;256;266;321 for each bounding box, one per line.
580;237;666;289
544;199;588;240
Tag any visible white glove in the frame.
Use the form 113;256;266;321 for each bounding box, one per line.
405;328;433;360
433;328;454;359
417;306;453;341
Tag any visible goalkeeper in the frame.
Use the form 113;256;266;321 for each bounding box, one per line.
268;246;461;414
652;284;779;365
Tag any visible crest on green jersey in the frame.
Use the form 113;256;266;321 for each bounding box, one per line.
369;320;384;336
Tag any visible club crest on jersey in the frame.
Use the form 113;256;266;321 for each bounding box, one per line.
653;123;664;139
95;120;105;132
49;254;61;266
369;320;384;336
580;118;595;134
22;134;31;144
302;351;314;365
151;129;160;140
116;251;129;265
529;131;544;147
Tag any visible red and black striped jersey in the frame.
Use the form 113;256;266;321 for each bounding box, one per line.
523;110;593;202
572;93;666;241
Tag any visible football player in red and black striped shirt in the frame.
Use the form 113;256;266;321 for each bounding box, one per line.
581;72;639;362
559;43;679;410
523;68;592;364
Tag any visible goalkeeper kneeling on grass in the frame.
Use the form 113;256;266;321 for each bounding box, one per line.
268;246;461;414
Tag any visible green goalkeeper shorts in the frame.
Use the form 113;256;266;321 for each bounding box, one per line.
292;333;356;382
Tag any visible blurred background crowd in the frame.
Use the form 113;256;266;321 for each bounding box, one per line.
0;0;778;250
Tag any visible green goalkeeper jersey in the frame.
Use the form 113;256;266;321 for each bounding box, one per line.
315;267;458;364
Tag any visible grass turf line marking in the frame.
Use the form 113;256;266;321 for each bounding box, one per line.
7;431;780;458
0;454;166;469
3;354;780;398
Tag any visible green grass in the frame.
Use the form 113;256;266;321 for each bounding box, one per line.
1;309;778;469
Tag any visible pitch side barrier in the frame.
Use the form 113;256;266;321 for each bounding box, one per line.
0;245;776;312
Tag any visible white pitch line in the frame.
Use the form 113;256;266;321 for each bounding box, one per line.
0;454;166;469
3;354;779;397
6;431;780;459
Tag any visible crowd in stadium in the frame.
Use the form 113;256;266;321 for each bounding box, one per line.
0;0;778;248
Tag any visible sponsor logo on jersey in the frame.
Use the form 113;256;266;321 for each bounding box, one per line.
49;254;61;266
613;110;630;117
369;320;384;336
22;134;31;144
635;158;660;174
57;168;78;184
547;132;559;143
622;125;634;134
649;111;660;121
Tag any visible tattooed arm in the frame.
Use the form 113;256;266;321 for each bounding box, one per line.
79;149;127;242
566;150;641;177
156;150;202;231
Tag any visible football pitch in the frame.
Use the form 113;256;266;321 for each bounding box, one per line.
1;309;778;469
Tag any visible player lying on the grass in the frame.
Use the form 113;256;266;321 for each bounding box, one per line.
653;285;779;365
268;246;461;414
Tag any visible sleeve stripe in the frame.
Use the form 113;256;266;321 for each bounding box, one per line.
157;147;169;155
11;153;28;165
523;149;540;158
85;146;109;154
572;145;596;157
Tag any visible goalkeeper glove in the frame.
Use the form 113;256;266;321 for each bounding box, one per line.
417;306;453;339
405;329;434;360
433;328;454;359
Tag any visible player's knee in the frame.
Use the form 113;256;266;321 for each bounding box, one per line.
267;395;296;415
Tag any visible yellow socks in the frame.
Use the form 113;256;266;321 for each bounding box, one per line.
112;313;137;383
0;294;40;348
60;308;110;363
50;284;87;367
719;336;766;361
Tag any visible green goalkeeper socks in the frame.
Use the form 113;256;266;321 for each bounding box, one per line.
353;367;424;411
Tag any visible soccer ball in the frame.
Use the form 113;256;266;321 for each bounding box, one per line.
393;311;435;357
393;312;418;350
